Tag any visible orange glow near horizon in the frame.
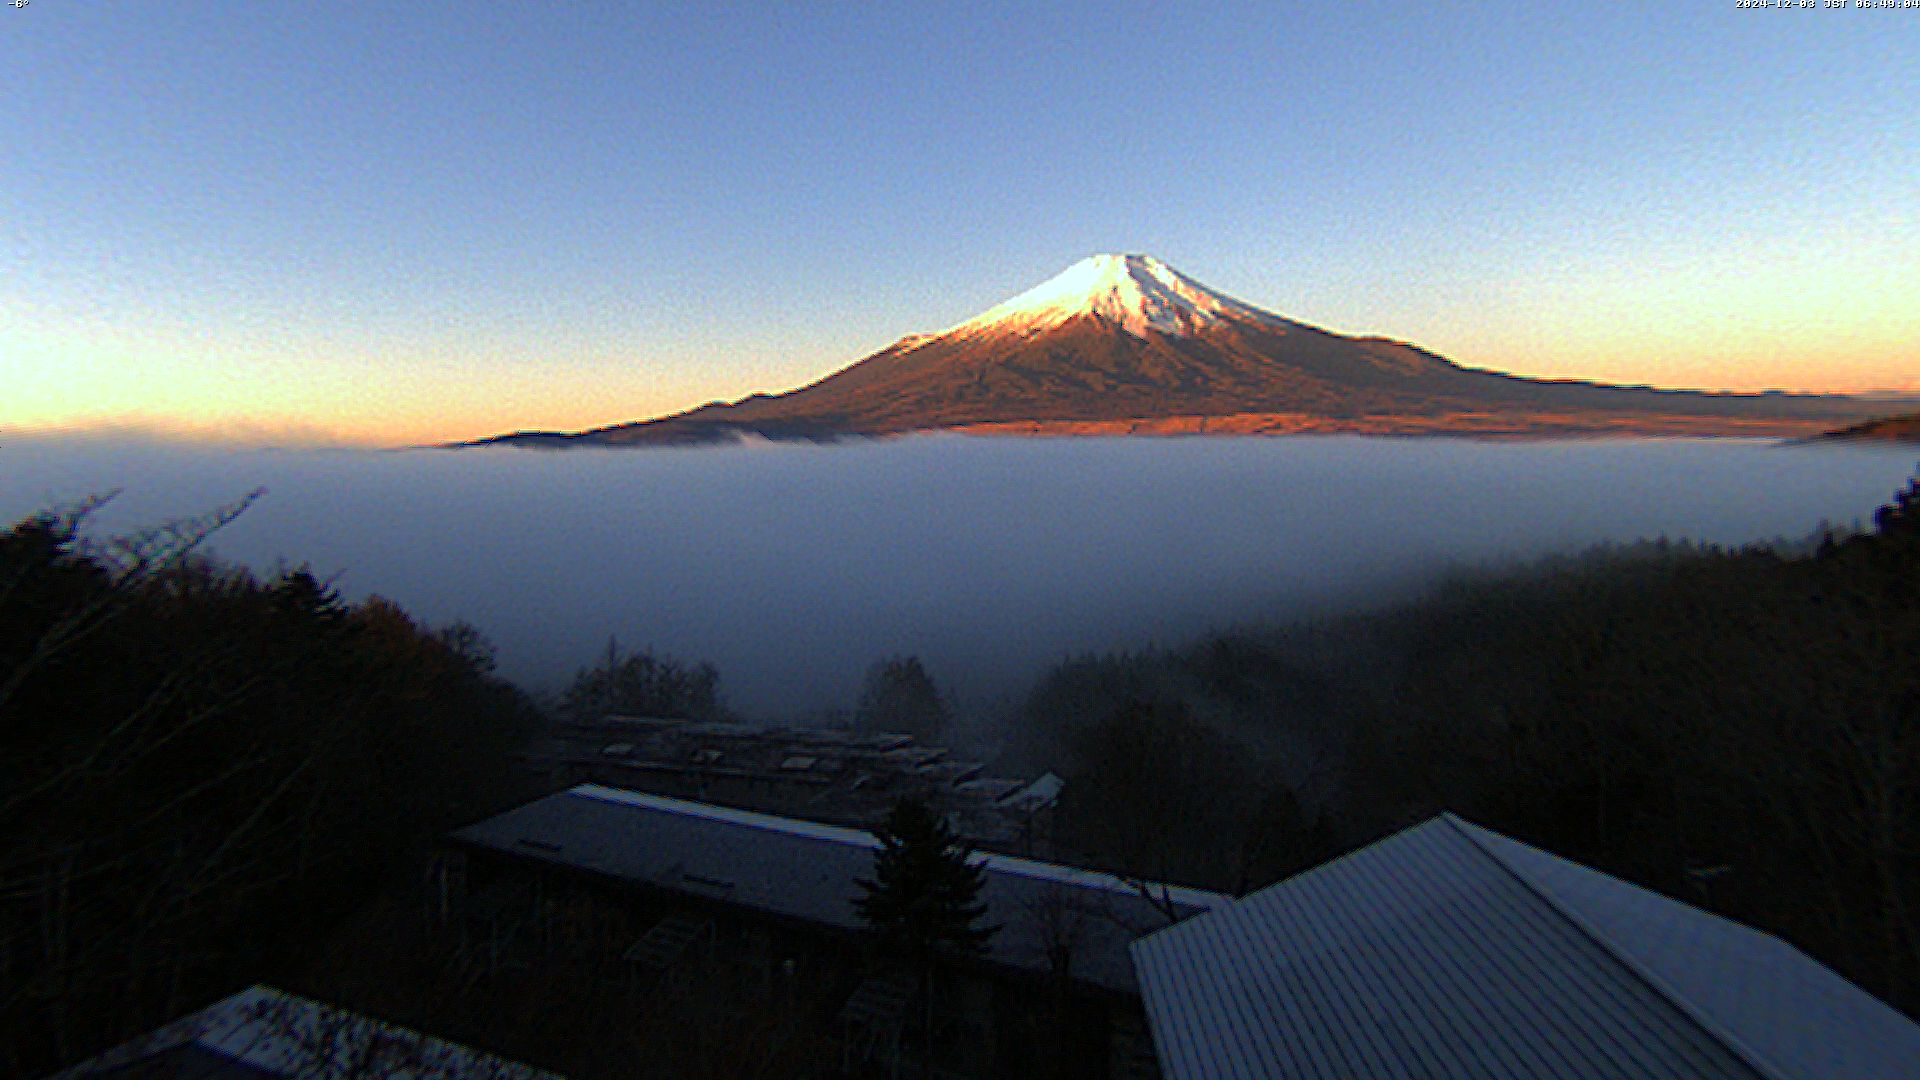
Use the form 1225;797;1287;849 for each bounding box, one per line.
7;242;1916;448
8;332;1916;450
11;336;1916;450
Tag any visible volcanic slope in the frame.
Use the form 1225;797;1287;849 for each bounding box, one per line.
468;254;1889;446
1819;412;1920;443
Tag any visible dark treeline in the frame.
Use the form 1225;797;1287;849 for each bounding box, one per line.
560;637;729;723
1016;470;1920;1015
0;496;538;1077
9;471;1919;1075
855;655;951;743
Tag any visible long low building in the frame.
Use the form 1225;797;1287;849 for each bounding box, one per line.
441;783;1230;1078
1130;813;1920;1080
531;715;1064;853
447;783;1228;996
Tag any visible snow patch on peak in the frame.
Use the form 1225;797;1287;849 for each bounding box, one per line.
933;253;1286;342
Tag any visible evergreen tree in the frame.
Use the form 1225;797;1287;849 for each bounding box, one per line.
271;567;346;625
854;797;995;959
855;655;950;742
853;797;996;1075
1872;467;1920;538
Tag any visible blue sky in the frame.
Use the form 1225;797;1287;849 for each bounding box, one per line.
5;1;1916;443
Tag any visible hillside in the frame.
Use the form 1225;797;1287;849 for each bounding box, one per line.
1820;412;1920;443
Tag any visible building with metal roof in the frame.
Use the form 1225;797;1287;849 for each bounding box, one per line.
1130;813;1920;1080
448;783;1230;996
529;715;1063;852
47;985;562;1080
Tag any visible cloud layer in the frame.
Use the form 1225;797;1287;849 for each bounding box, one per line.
4;434;1914;716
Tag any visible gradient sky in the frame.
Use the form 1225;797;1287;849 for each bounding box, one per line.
6;2;1916;445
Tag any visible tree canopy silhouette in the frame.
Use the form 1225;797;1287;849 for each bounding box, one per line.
559;638;724;722
1016;462;1920;1016
855;654;950;742
0;496;534;1076
853;797;995;961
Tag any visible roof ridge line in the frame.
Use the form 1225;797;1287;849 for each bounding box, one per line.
572;783;880;846
1440;813;1793;1080
569;784;1228;905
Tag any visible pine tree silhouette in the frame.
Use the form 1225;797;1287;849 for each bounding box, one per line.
854;797;995;960
853;797;997;1076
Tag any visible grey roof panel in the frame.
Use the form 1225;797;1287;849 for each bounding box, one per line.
1132;817;1794;1080
1456;818;1920;1080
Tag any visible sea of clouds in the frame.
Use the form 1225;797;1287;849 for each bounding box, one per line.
4;433;1915;717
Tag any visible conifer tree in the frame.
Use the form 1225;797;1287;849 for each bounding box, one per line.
854;797;994;958
853;797;996;1074
855;655;950;742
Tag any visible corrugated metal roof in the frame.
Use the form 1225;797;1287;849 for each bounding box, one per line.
49;986;563;1080
1131;814;1920;1080
450;784;1231;994
1454;819;1920;1080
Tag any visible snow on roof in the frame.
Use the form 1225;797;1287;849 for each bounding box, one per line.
48;985;563;1080
451;784;1231;994
999;771;1065;811
1130;814;1920;1080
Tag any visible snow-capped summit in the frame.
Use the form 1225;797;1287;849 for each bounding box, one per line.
934;253;1282;342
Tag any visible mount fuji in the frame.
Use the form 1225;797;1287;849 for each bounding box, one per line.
462;254;1889;446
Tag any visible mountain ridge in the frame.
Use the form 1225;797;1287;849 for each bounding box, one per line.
457;255;1898;447
1817;412;1920;444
